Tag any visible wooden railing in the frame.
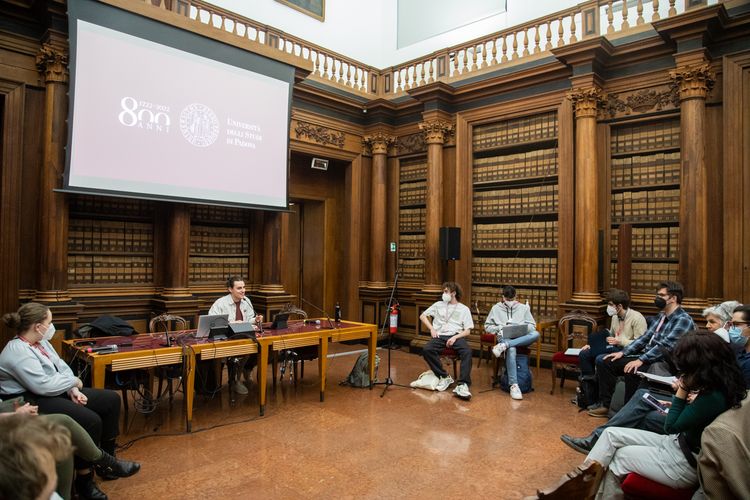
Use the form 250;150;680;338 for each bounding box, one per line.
153;0;723;99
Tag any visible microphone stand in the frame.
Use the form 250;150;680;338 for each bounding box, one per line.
299;297;336;329
373;267;409;397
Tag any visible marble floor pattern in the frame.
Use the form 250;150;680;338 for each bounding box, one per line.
102;344;595;499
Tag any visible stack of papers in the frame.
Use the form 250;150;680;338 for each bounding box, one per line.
564;348;582;356
636;371;677;386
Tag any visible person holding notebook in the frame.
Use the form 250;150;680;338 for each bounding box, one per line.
484;285;540;400
208;276;263;395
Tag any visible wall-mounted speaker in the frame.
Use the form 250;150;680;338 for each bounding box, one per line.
311;157;329;170
439;227;460;261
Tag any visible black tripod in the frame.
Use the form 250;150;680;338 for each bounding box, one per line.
373;268;410;396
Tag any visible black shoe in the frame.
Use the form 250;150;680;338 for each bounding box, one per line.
75;471;108;500
94;450;141;479
560;434;594;455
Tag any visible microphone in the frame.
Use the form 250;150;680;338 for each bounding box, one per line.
300;297;335;329
86;345;118;354
241;296;263;333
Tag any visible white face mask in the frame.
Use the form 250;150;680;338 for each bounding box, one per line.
441;292;452;303
606;305;617;317
713;327;730;343
42;323;55;342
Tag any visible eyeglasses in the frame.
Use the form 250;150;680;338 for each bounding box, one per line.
656;293;670;298
727;321;749;327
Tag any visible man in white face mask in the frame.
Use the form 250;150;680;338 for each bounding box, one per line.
419;282;474;400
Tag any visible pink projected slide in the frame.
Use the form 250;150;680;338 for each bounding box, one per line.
68;20;290;208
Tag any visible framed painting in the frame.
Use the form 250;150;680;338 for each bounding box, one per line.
274;0;325;22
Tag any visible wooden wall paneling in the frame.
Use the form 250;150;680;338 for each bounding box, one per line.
344;155;365;320
598;121;611;292
0;83;25;347
281;203;301;305
386;152;399;282
300;201;325;313
705;103;724;298
557;98;575;307
359;155;372;284
18;88;43;295
441;143;457;282
722;52;750;303
163;204;190;296
454;113;473;304
249;210;264;286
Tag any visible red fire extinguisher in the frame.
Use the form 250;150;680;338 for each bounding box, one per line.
389;302;399;334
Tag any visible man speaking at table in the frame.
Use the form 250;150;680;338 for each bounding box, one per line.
209;276;263;394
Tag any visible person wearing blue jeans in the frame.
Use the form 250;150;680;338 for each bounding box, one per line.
484;285;539;400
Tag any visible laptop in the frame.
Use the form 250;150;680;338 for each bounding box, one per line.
196;314;229;338
502;324;529;339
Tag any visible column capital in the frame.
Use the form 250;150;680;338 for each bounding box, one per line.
567;86;606;119
419;120;454;145
36;44;68;84
669;64;715;101
362;132;396;155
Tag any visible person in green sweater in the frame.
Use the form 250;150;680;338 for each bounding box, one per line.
584;331;747;497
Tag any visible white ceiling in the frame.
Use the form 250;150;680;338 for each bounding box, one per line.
209;0;579;68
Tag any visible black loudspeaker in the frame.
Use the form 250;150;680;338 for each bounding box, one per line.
439;227;460;260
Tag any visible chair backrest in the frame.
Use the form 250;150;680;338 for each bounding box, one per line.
557;310;597;351
535;461;604;500
149;313;188;334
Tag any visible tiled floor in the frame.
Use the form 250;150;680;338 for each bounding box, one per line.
102;344;594;499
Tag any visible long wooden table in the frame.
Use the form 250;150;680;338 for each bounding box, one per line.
63;319;377;431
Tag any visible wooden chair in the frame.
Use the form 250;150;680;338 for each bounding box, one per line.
550;310;596;395
149;314;188;402
532;461;604;500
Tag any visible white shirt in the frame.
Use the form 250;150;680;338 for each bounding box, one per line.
0;338;78;396
423;301;474;336
208;294;257;323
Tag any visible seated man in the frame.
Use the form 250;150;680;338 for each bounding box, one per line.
484;285;539;400
729;305;750;388
419;281;474;400
588;281;694;418
208;275;263;394
578;288;647;378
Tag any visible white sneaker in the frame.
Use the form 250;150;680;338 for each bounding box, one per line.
436;375;454;392
492;342;508;358
453;383;472;400
510;383;523;400
232;380;249;395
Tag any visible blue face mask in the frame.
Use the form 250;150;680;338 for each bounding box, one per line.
727;326;748;354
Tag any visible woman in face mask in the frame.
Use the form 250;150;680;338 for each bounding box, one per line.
702;300;745;352
0;302;131;500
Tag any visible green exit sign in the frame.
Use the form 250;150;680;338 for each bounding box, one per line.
390;242;397;252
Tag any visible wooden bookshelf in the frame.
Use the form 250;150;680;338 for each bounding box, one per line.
67;196;155;285
398;156;427;282
471;110;560;325
609;117;681;291
188;206;250;284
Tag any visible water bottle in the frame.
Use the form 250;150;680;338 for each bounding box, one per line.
334;302;342;323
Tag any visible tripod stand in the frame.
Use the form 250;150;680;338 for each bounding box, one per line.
373;268;410;396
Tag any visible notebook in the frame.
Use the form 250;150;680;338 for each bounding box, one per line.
196;314;229;338
502;324;529;339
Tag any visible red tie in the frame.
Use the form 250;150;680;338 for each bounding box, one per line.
235;302;243;321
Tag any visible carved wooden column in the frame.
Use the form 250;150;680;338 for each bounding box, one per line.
259;211;285;294
35;41;71;302
362;133;395;288
161;204;191;297
671;64;714;298
419;120;454;292
569;87;606;303
386;142;399;282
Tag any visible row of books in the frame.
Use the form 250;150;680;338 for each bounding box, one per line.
399;181;427;206
400;160;427;183
68;255;153;284
399;208;426;233
398;234;425;258
473;184;559;216
398;258;425;281
473;285;558;320
610;261;679;291
611;189;680;223
188;257;249;283
472;257;558;286
611;226;680;260
611;152;680;188
473;221;558;249
190;226;249;255
70;195;154;219
473;112;558;151
190;204;248;225
68;219;153;254
473;148;558;183
611;119;679;155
